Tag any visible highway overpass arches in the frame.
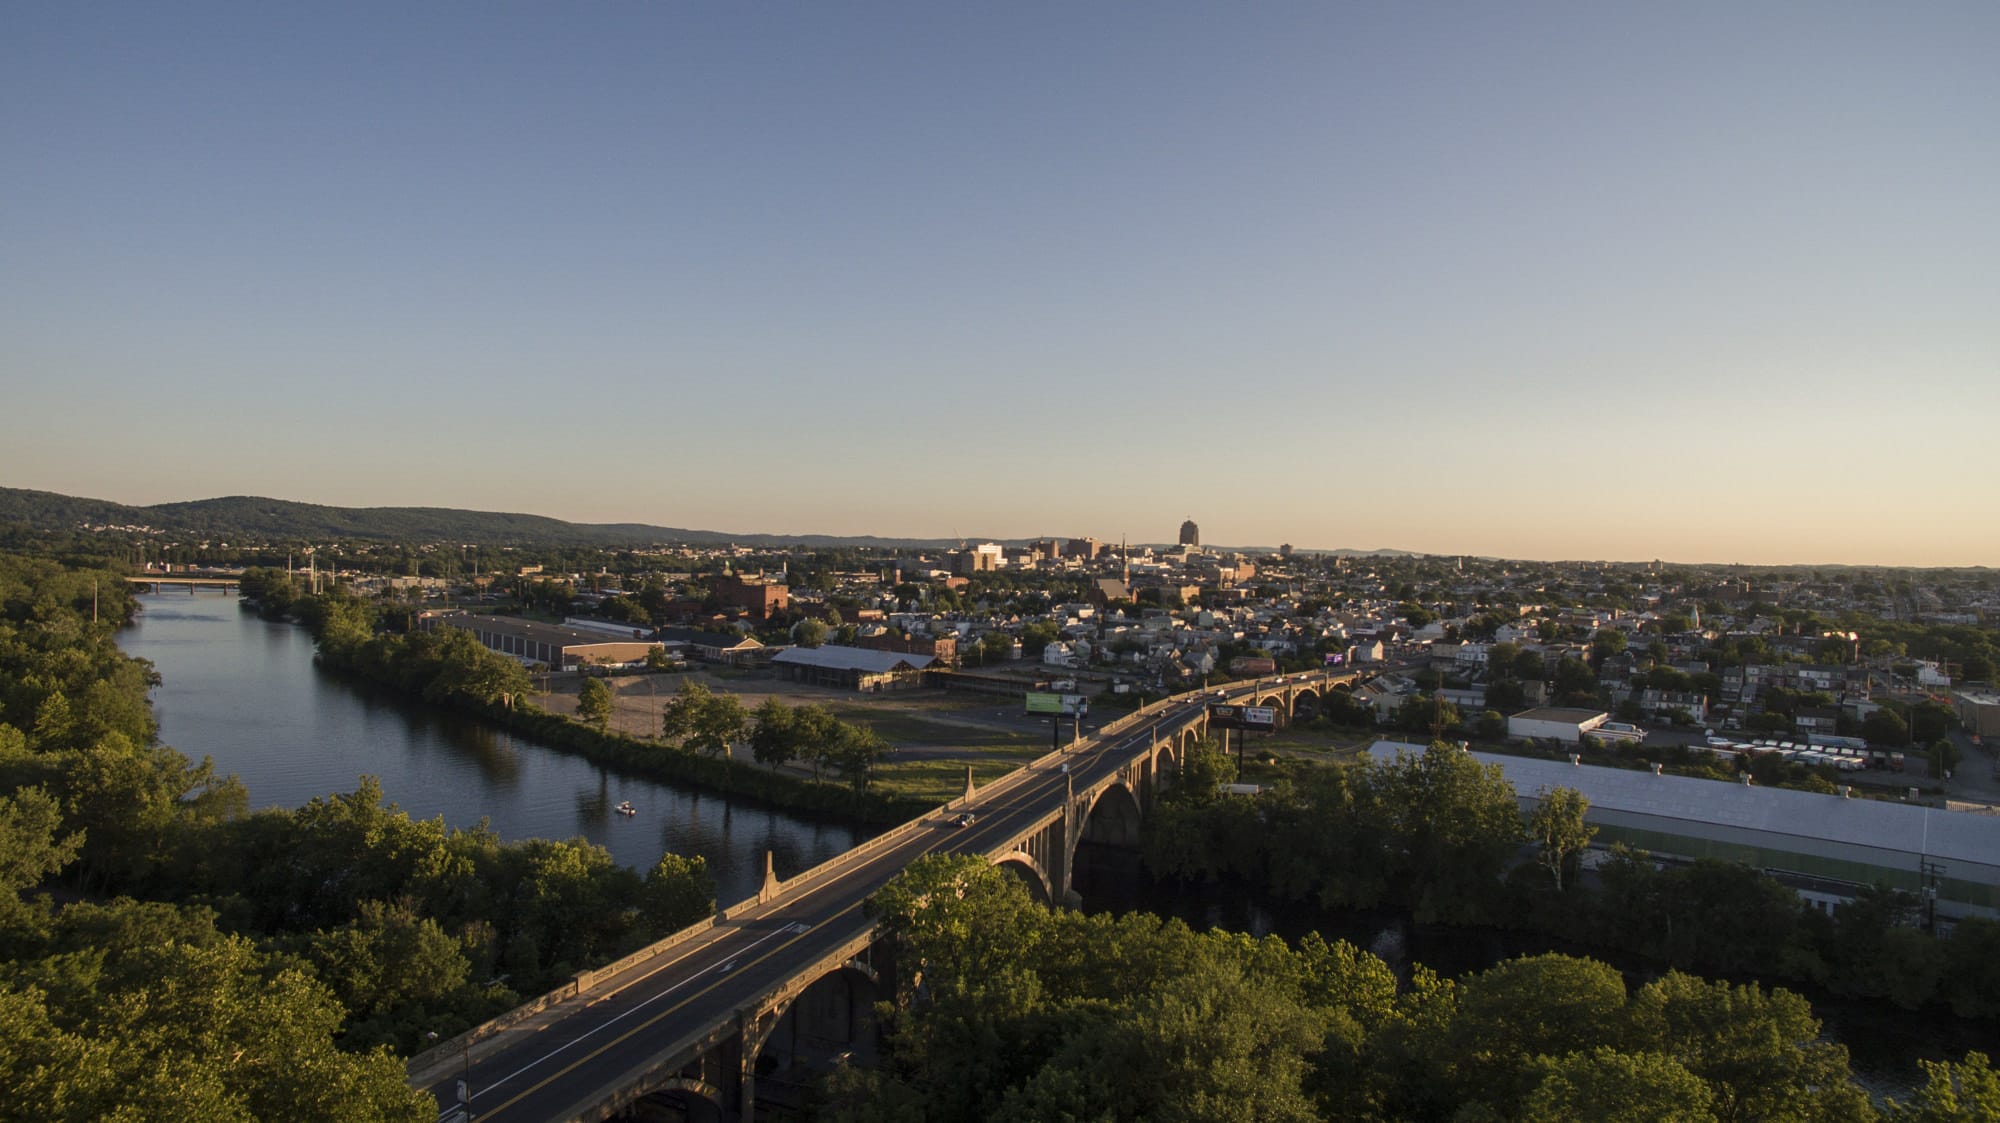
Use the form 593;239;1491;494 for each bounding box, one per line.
1079;780;1143;848
1178;726;1202;758
627;1077;725;1123
1292;686;1321;719
749;963;883;1085
993;849;1054;905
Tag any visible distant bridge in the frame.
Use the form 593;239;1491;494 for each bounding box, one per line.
405;671;1358;1122
127;575;242;593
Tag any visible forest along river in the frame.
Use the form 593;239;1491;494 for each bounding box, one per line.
119;592;863;905
1076;849;1988;1102
122;593;1974;1097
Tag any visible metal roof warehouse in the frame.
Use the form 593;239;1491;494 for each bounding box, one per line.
1368;742;2000;919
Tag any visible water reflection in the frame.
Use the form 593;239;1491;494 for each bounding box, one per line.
119;593;866;905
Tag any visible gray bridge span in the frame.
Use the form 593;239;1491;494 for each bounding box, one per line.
406;671;1357;1122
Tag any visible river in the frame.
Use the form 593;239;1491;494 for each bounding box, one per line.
119;591;864;905
121;593;1975;1098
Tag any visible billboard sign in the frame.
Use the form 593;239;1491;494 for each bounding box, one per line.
1027;692;1087;715
1207;703;1277;730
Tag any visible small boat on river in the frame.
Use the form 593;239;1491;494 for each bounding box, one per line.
615;800;637;816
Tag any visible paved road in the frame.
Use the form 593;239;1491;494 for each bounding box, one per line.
413;692;1221;1122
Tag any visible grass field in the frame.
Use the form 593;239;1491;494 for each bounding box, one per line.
870;757;1021;805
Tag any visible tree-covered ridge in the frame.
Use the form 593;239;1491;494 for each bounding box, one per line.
0;550;718;1118
843;854;1995;1122
0;485;958;548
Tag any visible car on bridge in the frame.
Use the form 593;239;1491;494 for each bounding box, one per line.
953;813;977;828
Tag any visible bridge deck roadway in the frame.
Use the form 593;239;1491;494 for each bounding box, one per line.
409;678;1332;1122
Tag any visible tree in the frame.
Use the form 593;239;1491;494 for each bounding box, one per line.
1393;693;1460;736
996;954;1326;1123
1019;622;1061;658
641;852;715;936
1862;708;1911;747
1169;738;1238;807
422;629;533;710
976;631;1014;663
826;723;891;793
1625;970;1870;1123
866;854;1050;1003
1927;738;1962;779
1941;917;2000;1020
1513;648;1549;681
1528;787;1595;893
1522;1048;1718;1123
794;618;828;648
0;904;433;1122
305;898;470;1033
575;677;614;732
748;697;799;767
1552;657;1601;706
1592;628;1629;661
0;786;83;896
1367;744;1524;923
660;680;747;758
1445;954;1631;1116
1888;1051;2000;1122
1908;700;1960;745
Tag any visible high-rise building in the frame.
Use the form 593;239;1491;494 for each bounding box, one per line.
1178;519;1200;548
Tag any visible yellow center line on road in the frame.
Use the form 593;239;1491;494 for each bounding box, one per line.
468;717;1198;1119
477;827;970;1121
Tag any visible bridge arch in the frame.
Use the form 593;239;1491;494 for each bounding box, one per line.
1292;686;1321;720
748;963;883;1086
1254;693;1287;722
1179;726;1202;757
1079;780;1144;848
630;1076;725;1123
993;850;1054;905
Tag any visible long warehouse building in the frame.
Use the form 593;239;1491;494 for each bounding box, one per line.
1368;743;2000;920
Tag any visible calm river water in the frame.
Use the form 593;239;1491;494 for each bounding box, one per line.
119;592;863;905
120;593;1974;1097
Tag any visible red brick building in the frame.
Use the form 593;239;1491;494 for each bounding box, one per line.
710;574;789;618
859;630;959;667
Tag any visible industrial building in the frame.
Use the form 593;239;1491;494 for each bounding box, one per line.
1506;707;1612;744
770;645;935;692
1368;743;2000;920
419;612;661;670
1953;690;2000;738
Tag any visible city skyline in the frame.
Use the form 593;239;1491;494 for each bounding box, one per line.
4;3;1997;567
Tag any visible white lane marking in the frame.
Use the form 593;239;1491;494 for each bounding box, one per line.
434;922;810;1117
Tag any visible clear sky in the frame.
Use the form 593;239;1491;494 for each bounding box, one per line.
4;3;1995;565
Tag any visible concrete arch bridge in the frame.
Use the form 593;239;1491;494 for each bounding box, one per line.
407;671;1358;1122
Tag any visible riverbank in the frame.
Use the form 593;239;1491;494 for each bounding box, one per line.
256;584;941;827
